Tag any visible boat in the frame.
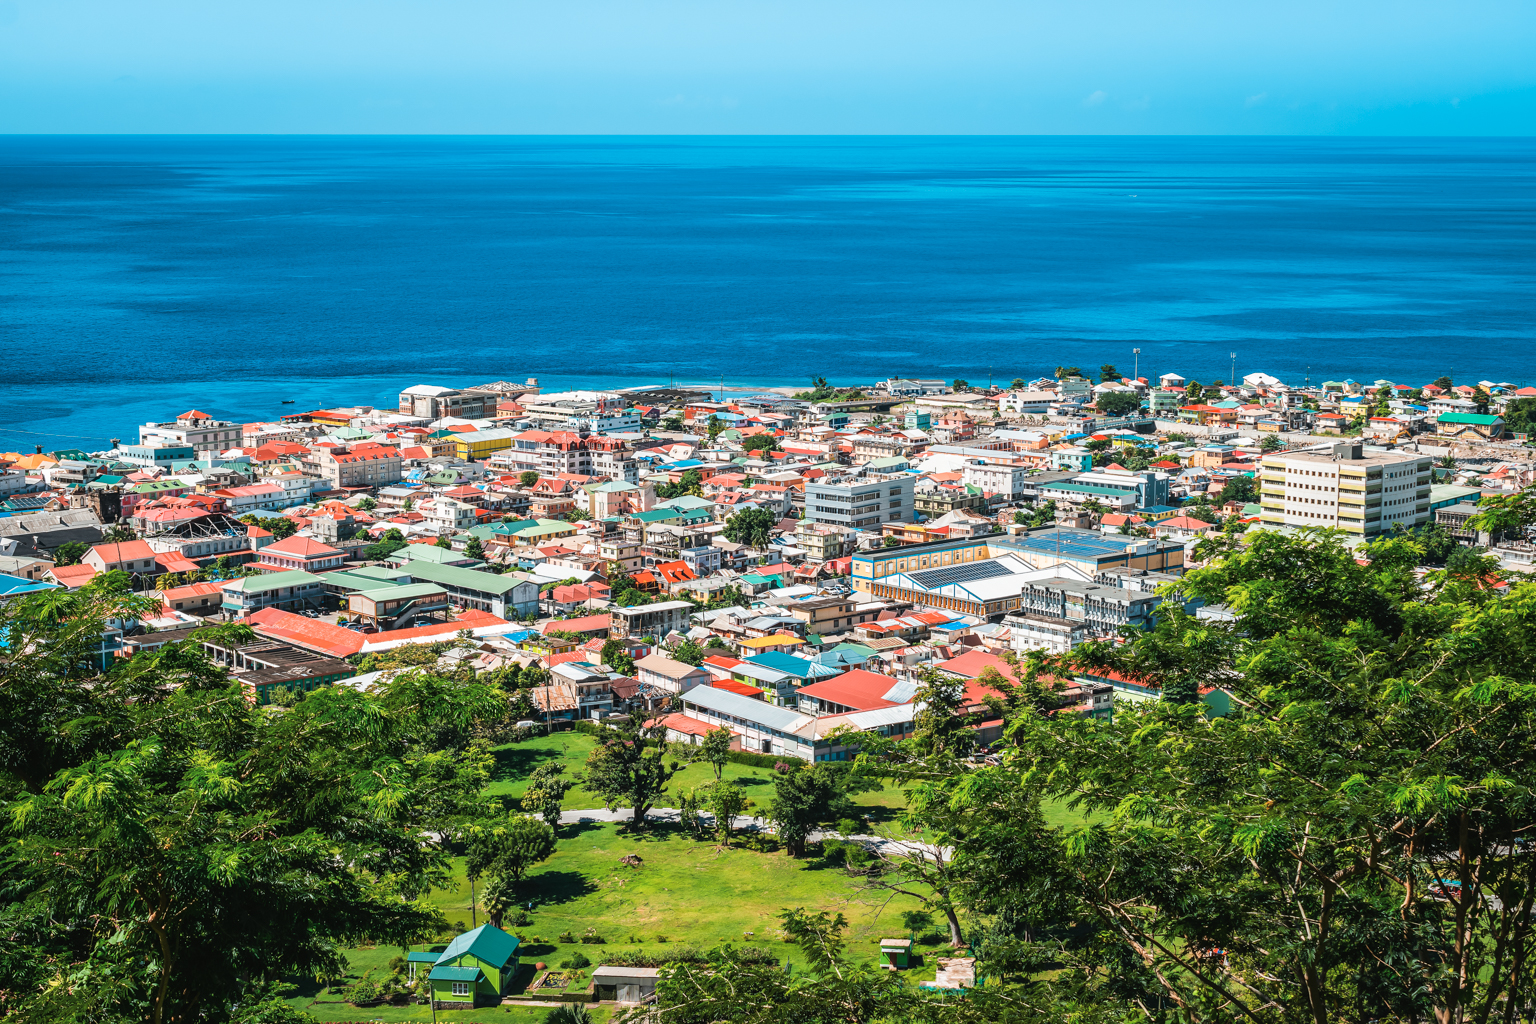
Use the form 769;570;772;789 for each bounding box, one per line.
281;400;295;404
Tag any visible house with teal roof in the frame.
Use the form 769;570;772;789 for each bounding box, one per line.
427;923;521;1009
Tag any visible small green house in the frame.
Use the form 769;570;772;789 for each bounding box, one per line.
427;923;521;1009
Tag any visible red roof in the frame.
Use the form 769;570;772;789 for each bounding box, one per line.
48;564;99;589
247;607;365;658
703;654;743;670
543;613;611;635
378;615;507;643
261;535;342;558
154;552;202;573
711;678;764;698
88;540;157;566
937;649;1016;682
179;409;211;420
652;712;725;738
1158;515;1216;531
796;669;902;711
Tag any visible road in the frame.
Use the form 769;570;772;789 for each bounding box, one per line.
558;806;948;860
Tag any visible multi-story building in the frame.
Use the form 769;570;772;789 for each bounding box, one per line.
520;390;630;432
452;428;519;461
397;385;493;420
311;447;403;490
139;410;242;455
804;473;913;529
610;599;696;640
795;521;857;562
494;430;593;477
1259;442;1431;537
219;570;328;616
959;459;1034;502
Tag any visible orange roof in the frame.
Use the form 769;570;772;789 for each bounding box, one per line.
711;677;763;698
179;409;211;419
88;540;157;565
160;581;225;605
48;564;99;589
797;669;902;711
247;607;365;658
154;552;202;573
651;712;726;738
543;613;611;634
375;616;508;644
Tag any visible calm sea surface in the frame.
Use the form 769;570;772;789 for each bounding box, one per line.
2;135;1534;447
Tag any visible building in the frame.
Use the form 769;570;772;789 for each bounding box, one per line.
1435;413;1505;440
1259;442;1431;536
312;447;403;490
397;560;540;618
114;443;196;468
139;410;242;454
634;653;712;695
347;583;451;630
220;570;327;616
959;459;1033;501
398;384;494;420
610;600;695;640
82;540;162;583
452;428;520;461
257;535;346;573
851;529;1184;605
804;473;914;529
426;924;521;1010
196;629;357;705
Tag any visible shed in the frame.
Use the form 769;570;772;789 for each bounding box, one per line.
879;938;913;970
592;965;661;1004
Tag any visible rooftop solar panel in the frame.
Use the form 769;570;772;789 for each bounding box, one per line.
908;560;1015;589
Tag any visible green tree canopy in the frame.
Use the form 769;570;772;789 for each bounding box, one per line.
52;540;89;566
582;718;681;828
1098;363;1120;382
740;433;780;453
518;470;539;488
723;506;776;548
1094;390;1142;417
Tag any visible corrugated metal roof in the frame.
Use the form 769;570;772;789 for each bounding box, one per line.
682;685;812;733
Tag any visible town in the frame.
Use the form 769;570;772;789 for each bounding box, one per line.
3;367;1534;1023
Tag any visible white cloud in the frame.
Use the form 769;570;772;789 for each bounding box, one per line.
1083;90;1107;106
1246;92;1268;107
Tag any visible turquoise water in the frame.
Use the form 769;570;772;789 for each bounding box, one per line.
2;135;1533;447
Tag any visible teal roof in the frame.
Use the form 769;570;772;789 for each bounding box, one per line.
402;559;531;596
222;570;322;594
428;965;483;982
1438;413;1503;425
407;951;440;963
434;924;520;969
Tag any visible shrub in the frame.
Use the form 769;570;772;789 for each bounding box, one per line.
579;933;607;944
557;932;577;944
600;946;778;969
558;951;591;969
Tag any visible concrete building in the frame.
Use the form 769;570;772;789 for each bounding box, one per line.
960;459;1034;501
139;410;242;455
804;473;914;529
312;447;403;490
634;653;712;696
1259;443;1431;537
397;384;493;420
610;600;695;640
219;570;327;616
397;561;540;618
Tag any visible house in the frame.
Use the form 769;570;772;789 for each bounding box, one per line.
634;653;712;695
82;540;161;582
592;966;661;1005
257;535;346;573
1153;515;1216;542
1436;413;1504;440
428;924;521;1010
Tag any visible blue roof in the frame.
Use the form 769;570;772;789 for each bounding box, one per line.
745;651;820;677
0;574;59;598
434;924;520;969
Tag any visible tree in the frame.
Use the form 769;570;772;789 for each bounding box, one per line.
355;496;377;511
706;415;724;443
1054;366;1081;380
1260;434;1283;451
464;535;485;560
464;815;557;927
671;639;704;666
434;534;452;549
1217;473;1257;505
952;379;970;391
582;718;681;828
1027;499;1057;528
1469;490;1536;541
700;726;732;781
52;540;88;566
101;523;138;543
521;762;575;832
1201;380;1225;402
3;598;504;1024
1502;396;1536;434
1433;374;1454;390
1095;390;1142;417
519;470;539;488
1371;384;1393;417
723;506;775;549
363;527;408;562
704;781;748;846
1185;498;1219;523
766;762;872;857
599;637;635;676
1009;377;1026;389
1098;363;1120;383
240;513;297;540
1185;380;1203;403
740;433;780;454
660;415;684;432
1472;385;1492;414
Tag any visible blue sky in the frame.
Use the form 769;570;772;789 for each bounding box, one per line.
1;0;1533;134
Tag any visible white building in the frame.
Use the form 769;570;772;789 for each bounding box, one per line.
997;390;1057;415
960;459;1033;501
139;410;242;455
1259;442;1431;537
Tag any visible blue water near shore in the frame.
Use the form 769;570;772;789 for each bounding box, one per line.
2;135;1534;448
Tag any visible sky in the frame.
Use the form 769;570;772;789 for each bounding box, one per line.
0;0;1533;134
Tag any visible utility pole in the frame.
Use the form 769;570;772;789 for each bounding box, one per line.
1230;352;1236;386
1133;348;1140;381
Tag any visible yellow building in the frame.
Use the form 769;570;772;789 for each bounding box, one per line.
452;428;518;461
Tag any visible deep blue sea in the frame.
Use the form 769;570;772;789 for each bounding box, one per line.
2;135;1534;449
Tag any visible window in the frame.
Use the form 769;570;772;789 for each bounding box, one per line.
451;981;471;996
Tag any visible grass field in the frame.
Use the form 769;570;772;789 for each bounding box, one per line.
288;731;1086;1020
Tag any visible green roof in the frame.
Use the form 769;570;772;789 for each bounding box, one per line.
222;570;322;594
402;560;531;596
322;567;411;592
428;965;483;982
1438;413;1503;425
633;508;685;523
406;951;439;963
434;924;520;969
352;582;448;603
388;545;482;566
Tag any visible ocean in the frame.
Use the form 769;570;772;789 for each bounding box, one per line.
2;135;1534;449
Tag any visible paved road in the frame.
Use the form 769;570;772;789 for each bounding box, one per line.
558;806;947;860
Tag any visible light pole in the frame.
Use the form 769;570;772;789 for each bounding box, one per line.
1133;348;1141;381
1230;352;1236;387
